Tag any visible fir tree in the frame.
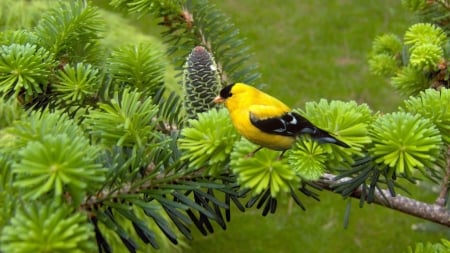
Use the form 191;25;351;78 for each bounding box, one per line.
0;0;448;252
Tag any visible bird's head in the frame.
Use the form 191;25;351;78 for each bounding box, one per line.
213;83;234;104
213;83;252;104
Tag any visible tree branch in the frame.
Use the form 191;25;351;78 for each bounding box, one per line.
316;173;450;227
435;147;450;206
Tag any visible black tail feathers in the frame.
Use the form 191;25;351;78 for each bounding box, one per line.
311;129;350;148
291;112;350;148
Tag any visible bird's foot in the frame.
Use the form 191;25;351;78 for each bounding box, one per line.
276;150;287;160
245;146;263;158
245;152;255;158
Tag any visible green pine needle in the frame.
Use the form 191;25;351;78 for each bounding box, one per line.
402;0;427;11
404;23;447;51
371;33;403;56
0;30;39;46
0;97;22;128
0;0;52;30
156;0;260;85
409;43;443;71
368;53;401;76
35;0;104;63
0;43;54;101
178;108;239;175
231;139;298;197
13;134;105;202
0;202;96;253
7;110;85;150
109;0;182;18
108;42;166;97
4;110;105;204
390;65;430;96
85;88;158;148
55;62;99;102
288;137;327;181
406;239;450;253
369;112;442;177
402;88;450;144
190;0;260;83
368;33;403;77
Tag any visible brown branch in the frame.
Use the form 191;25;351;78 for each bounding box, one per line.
435;147;450;206
316;173;450;227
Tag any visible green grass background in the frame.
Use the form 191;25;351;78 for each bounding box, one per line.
95;1;449;252
214;0;409;112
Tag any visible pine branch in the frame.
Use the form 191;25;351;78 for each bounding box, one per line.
317;173;450;227
436;146;450;206
81;164;172;210
156;0;260;85
435;0;450;11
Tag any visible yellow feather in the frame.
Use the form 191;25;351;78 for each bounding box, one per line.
221;83;295;151
248;104;288;119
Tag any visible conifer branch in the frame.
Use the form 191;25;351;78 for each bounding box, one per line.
317;173;450;227
436;146;450;206
156;0;260;85
80;165;226;213
436;0;450;11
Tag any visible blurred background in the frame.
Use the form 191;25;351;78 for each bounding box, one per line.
213;1;408;111
94;1;448;252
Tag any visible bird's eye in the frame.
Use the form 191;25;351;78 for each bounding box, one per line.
219;83;235;98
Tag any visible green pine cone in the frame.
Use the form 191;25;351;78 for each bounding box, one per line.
183;46;221;119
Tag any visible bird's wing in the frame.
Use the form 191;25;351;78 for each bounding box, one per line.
249;105;298;136
249;106;351;147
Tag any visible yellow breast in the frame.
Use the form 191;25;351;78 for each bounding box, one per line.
224;83;295;150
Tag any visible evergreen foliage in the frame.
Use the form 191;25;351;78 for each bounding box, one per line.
179;108;239;175
369;1;450;95
1;202;96;253
407;239;450;253
0;0;448;252
0;44;54;102
369;112;442;177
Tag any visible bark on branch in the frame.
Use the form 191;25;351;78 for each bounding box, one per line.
316;173;450;227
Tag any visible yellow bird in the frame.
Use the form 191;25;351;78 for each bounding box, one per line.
213;83;349;156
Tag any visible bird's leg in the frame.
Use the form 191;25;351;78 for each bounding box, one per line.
246;146;263;158
277;150;287;160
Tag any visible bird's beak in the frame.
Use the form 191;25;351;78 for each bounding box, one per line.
213;96;225;104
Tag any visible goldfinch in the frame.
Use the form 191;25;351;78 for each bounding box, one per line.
213;83;349;156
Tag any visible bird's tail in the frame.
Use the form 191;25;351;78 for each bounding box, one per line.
303;127;350;148
291;112;350;148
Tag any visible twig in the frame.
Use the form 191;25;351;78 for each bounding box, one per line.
435;0;450;11
81;166;211;212
435;147;450;206
154;119;179;134
316;173;450;227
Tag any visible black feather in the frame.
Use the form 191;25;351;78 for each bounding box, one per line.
249;112;298;136
250;111;350;148
219;83;235;99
